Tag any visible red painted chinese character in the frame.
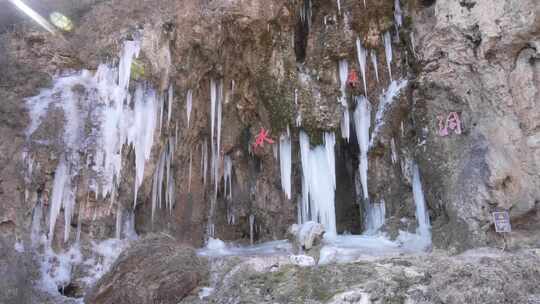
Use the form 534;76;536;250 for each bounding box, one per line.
347;69;359;87
438;112;462;136
253;128;274;148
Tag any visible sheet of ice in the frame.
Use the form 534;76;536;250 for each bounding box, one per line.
384;32;393;80
356;39;368;94
81;238;130;286
353;96;371;200
319;234;401;264
299;131;337;237
14;241;25;253
198;238;292;257
279;127;292;199
39;244;83;294
363;200;386;235
399;163;432;250
370;50;379;83
369;79;408;148
199;287;215;300
290;255;316;266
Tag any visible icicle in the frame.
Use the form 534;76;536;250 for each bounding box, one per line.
158;94;164;136
224;155;232;200
370;50;379;83
394;0;403;28
186;89;192;128
210;80;217;185
175;122;178;147
390;138;398;164
202;139;208;186
215;81;223;195
410;32;417;57
363;0;366;8
338;60;349;99
337;0;341;14
188;150;193;192
299;131;337;237
167;85;173;127
338;59;350;141
299;132;311;224
355;39;368;95
249;214;255;245
341;109;350;142
210;79;223;196
115;203;123;239
273;144;278;160
48;158;74;243
384;32;393;80
353;96;371;200
279;127;292;199
412;163;431;239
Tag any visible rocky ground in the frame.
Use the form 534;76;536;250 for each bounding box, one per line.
81;235;540;304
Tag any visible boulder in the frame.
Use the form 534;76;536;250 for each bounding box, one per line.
84;234;208;304
288;221;325;252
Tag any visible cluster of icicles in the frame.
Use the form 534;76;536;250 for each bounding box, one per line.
24;36;200;243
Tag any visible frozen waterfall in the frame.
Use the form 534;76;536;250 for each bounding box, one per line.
299;131;337;237
25;39;159;242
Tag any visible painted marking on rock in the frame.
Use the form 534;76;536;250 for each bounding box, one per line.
437;112;462;136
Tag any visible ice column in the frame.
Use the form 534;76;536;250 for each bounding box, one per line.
384;32;393;80
370;50;379;83
353;96;371;200
356;39;368;94
186;89;193;128
279;127;292;199
338;59;350;141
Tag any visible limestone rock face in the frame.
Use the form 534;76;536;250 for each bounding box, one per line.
84;235;208;304
411;0;540;250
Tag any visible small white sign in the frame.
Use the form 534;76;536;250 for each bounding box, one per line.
493;211;511;233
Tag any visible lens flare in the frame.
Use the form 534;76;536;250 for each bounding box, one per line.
8;0;56;33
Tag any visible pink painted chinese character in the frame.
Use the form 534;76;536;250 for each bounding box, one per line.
438;112;462;136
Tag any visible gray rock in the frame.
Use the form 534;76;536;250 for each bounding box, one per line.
84;234;208;304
